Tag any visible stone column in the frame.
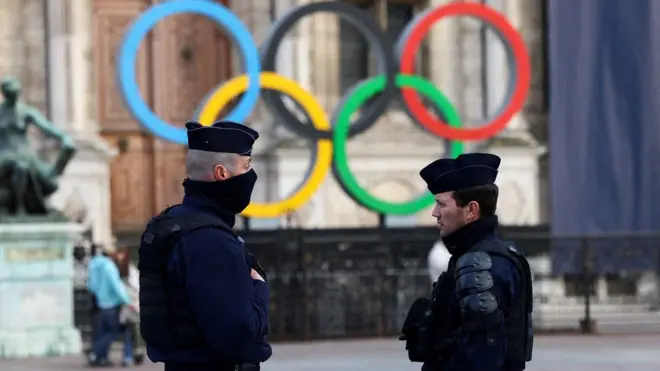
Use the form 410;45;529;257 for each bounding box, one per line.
46;0;116;245
280;0;339;228
0;0;48;112
488;0;543;225
425;0;542;225
229;0;281;229
484;0;525;132
231;0;337;228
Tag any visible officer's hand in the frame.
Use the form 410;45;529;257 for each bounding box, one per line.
250;268;265;282
250;253;268;282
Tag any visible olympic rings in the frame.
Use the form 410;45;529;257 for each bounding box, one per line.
117;0;531;218
398;2;531;140
333;74;463;215
117;0;261;145
203;72;461;217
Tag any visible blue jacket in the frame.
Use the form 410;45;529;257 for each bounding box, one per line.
147;195;272;365
87;255;131;309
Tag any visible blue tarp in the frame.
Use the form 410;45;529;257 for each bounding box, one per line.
549;0;660;234
548;0;660;273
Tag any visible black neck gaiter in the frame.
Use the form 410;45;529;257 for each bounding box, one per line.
182;169;258;215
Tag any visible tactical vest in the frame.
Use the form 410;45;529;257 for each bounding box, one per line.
138;205;238;349
430;238;533;365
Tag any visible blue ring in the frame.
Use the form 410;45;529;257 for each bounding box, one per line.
117;0;261;145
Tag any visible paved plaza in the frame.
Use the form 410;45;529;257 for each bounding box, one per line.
1;335;658;371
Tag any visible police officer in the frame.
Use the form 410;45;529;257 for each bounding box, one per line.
138;121;271;371
400;153;533;371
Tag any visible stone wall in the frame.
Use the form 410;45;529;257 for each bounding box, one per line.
0;0;48;113
0;0;49;157
45;0;116;245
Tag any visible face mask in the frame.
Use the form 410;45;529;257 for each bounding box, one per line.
219;169;258;213
183;169;258;214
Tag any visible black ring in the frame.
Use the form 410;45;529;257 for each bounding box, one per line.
260;1;399;140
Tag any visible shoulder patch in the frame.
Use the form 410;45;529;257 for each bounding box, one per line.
455;251;493;276
508;245;521;256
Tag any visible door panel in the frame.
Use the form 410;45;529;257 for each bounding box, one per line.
103;133;155;231
93;0;152;133
150;8;230;211
94;0;232;232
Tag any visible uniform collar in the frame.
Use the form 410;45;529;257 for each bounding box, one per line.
181;194;236;228
441;215;499;257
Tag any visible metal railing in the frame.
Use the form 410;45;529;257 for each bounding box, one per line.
75;227;660;341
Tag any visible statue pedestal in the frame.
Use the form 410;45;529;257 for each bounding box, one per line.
0;222;83;359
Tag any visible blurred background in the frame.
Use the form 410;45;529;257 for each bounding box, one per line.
0;0;659;370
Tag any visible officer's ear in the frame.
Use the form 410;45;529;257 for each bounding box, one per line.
213;164;231;181
466;200;480;221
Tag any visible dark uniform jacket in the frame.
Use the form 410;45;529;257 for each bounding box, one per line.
405;215;533;371
145;194;272;368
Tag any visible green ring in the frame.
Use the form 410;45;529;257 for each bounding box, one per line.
333;74;464;215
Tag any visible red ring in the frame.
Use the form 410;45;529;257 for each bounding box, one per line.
400;3;531;141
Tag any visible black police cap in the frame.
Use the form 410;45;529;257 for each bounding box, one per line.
185;121;259;156
420;153;501;194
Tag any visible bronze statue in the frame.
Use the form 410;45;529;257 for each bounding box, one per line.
0;77;76;216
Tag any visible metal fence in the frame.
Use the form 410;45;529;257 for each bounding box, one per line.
74;227;660;342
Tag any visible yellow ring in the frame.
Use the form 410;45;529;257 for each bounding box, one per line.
197;72;333;219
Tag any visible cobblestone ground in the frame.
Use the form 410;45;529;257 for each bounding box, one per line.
1;335;658;371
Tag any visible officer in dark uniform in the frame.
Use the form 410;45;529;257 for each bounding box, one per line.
138;121;271;371
400;153;533;371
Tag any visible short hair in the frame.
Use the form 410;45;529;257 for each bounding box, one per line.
185;149;237;180
451;184;499;217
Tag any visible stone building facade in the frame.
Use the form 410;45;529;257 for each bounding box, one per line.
0;0;48;113
3;0;548;241
0;0;115;244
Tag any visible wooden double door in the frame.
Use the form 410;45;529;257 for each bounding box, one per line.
93;0;231;233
